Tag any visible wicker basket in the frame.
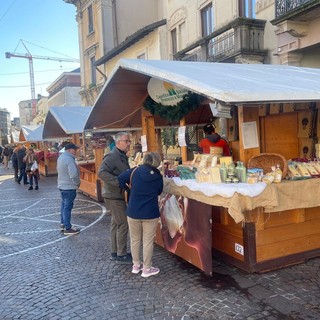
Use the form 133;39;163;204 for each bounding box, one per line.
247;153;288;178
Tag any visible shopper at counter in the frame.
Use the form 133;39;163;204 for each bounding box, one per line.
118;152;163;278
199;123;231;156
98;132;132;264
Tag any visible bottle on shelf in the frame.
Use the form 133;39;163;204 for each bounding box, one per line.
238;162;247;183
220;162;227;182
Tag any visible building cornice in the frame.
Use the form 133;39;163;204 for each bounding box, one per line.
95;19;167;66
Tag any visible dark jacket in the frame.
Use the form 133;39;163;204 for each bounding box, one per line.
11;152;18;169
118;164;163;220
17;147;27;169
98;147;130;200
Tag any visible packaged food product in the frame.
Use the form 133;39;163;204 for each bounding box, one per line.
274;164;282;183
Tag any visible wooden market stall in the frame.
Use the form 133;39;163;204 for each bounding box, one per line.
84;59;320;275
42;106;104;202
18;125;56;176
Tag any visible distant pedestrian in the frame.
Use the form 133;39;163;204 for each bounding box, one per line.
23;148;39;190
118;152;163;278
16;146;28;185
98;132;132;263
2;145;11;169
11;146;19;181
57;143;81;235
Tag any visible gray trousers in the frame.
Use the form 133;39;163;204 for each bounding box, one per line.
104;199;128;256
127;216;159;269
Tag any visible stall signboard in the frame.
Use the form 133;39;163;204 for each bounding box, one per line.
155;194;213;275
147;78;188;106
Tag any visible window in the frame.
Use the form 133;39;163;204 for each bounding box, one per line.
239;0;256;18
201;3;214;57
171;28;177;55
201;4;214;37
88;5;94;33
90;56;96;85
179;21;187;50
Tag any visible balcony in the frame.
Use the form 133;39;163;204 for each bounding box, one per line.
273;0;320;24
174;17;267;64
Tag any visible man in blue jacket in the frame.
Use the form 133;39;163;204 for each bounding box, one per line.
57;143;81;235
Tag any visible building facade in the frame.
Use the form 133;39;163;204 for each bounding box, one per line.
64;0;164;105
32;95;49;125
64;0;320;107
18;100;33;126
46;68;82;108
0;108;11;145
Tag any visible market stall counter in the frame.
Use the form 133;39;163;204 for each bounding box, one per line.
156;177;320;275
35;148;59;177
77;148;104;202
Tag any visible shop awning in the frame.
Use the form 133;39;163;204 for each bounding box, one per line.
42;106;93;139
19;125;44;142
84;59;320;130
11;130;20;143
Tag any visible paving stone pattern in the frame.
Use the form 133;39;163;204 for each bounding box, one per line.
0;165;319;320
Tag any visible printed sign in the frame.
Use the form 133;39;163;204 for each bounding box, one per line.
147;77;188;106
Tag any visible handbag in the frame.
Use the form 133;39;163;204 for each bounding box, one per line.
31;160;38;172
124;167;138;205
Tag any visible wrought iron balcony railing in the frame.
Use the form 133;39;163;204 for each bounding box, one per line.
174;17;267;63
275;0;317;18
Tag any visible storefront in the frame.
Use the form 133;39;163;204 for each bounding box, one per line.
18;125;57;177
84;59;320;274
42;106;104;201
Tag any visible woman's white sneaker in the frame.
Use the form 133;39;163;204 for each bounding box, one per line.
141;266;160;278
132;264;142;274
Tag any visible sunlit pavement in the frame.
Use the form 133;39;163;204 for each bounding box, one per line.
0;163;319;320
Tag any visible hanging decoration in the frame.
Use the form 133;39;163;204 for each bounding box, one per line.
143;92;204;123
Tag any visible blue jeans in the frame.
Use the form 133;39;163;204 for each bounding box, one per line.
28;173;38;187
17;167;27;184
60;189;77;230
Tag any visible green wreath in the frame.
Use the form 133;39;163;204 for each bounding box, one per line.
143;92;204;122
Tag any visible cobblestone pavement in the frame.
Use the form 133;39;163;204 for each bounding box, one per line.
0;164;319;320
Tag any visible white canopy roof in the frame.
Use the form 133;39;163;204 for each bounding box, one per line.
19;125;44;142
84;59;320;130
43;106;93;139
11;130;20;143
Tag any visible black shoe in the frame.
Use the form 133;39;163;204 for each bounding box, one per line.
64;227;80;235
116;253;132;264
35;186;39;190
28;186;33;190
60;224;65;232
110;253;117;261
16;181;21;184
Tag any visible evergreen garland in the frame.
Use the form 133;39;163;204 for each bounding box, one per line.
143;92;204;122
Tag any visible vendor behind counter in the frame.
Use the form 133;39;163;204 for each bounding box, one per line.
199;123;231;156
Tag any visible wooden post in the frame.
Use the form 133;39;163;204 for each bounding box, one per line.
180;117;187;162
141;108;157;152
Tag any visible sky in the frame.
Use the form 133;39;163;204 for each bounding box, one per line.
0;0;80;119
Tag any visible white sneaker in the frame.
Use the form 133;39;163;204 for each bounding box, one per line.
132;264;142;274
141;266;160;278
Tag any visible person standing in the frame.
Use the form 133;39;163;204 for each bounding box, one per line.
98;132;132;263
11;146;19;182
24;148;39;190
57;143;81;235
118;152;163;278
17;146;28;185
2;145;11;169
199;123;231;156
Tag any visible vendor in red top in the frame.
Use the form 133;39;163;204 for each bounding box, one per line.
199;123;231;156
